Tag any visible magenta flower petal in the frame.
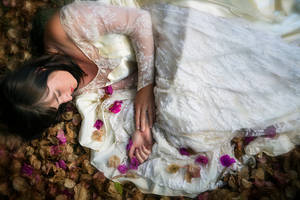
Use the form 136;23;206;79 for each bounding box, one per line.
179;148;190;156
195;155;209;165
220;154;236;167
57;130;67;145
104;85;113;95
109;101;123;114
117;164;128;174
129;157;140;170
59;160;67;170
126;139;133;151
264;125;276;138
93;119;104;130
244;136;256;145
21;163;33;176
50;145;62;156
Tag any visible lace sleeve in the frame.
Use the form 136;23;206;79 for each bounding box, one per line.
61;1;154;91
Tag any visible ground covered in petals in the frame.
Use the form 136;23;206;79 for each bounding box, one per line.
0;0;299;199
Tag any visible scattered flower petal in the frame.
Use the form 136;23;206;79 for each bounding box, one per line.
104;85;113;95
264;125;276;138
166;164;181;174
91;130;104;141
195;155;209;165
21;163;33;176
126;139;133;151
109;101;123;114
93;119;104;130
244;136;256;145
129;157;140;170
179;148;190;156
117;164;128;174
50;145;62;156
57;130;67;145
220;154;236;167
108;155;120;168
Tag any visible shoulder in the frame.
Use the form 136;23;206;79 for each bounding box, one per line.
44;11;70;54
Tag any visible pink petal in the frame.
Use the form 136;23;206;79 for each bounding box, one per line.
126;139;133;151
57;130;67;145
93;119;104;130
59;160;67;170
109;101;123;114
21;163;33;176
220;154;235;167
129;157;140;170
264;125;276;138
117;164;128;174
104;85;113;95
195;155;209;165
50;145;62;156
179;148;190;156
244;136;256;145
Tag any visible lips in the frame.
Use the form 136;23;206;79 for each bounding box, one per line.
71;87;74;93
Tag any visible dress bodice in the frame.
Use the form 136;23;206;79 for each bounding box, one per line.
59;0;155;95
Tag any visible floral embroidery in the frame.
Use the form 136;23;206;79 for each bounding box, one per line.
220;155;236;167
109;100;123;114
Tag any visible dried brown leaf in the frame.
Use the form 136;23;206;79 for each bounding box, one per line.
108;155;121;168
92;130;104;142
166;164;181;174
74;183;90;200
64;178;76;189
12;176;29;192
62;111;73;121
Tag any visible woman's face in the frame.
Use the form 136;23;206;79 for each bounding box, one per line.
43;70;78;109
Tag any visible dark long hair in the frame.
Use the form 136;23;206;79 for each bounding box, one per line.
0;54;84;141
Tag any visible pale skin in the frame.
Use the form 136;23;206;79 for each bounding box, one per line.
43;11;154;163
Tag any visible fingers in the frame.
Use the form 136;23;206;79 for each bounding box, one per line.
129;145;135;160
135;146;151;164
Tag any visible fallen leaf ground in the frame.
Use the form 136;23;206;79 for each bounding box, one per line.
0;1;299;199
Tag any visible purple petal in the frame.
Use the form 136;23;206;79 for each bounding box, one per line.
129;157;140;170
264;125;276;138
126;139;133;151
93;119;104;130
58;160;67;170
117;164;128;174
57;130;67;145
50;145;62;156
220;154;236;167
21;163;34;176
109;101;123;114
244;136;256;145
195;155;209;165
104;85;113;95
179;148;190;156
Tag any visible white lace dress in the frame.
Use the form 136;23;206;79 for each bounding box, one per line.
61;0;300;197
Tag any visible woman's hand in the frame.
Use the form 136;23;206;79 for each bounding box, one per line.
135;84;155;131
129;124;153;163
